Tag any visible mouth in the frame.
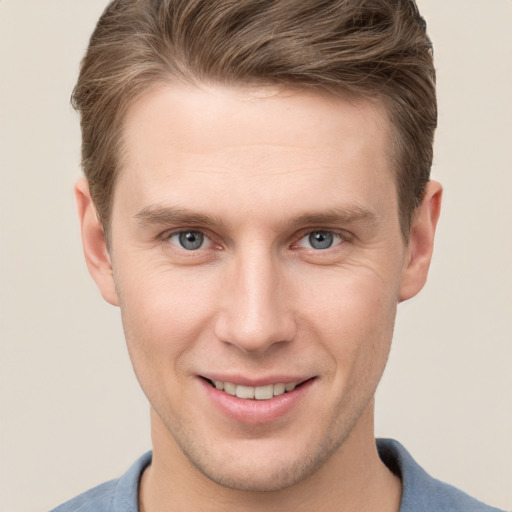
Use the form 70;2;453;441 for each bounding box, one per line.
202;377;311;400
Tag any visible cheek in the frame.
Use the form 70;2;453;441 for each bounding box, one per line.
303;259;399;325
116;262;219;373
301;264;399;374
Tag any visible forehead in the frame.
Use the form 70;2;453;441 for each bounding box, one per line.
116;83;396;225
121;83;391;161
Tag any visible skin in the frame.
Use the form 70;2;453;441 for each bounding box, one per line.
77;84;442;512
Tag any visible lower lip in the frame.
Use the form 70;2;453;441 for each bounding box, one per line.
199;378;315;424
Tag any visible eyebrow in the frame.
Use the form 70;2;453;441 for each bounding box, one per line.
290;205;377;227
135;205;223;228
134;203;377;229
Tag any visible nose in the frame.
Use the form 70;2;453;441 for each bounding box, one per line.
214;246;297;354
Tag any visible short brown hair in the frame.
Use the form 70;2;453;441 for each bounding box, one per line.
72;0;436;239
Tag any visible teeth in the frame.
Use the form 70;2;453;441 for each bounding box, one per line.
254;384;273;400
223;382;236;396
273;383;286;396
212;380;302;400
236;385;255;399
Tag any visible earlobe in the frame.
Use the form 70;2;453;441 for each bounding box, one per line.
398;180;442;302
75;178;119;306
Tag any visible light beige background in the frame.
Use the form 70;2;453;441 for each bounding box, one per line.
1;1;511;511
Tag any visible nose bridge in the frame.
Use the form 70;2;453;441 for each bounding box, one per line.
215;242;296;353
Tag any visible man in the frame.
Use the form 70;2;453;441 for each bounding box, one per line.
51;1;505;511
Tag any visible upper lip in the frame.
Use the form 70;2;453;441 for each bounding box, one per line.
200;374;314;387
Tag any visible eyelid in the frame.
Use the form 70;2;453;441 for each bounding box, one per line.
158;227;350;252
162;228;215;248
293;228;350;248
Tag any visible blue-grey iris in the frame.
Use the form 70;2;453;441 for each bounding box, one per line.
179;231;204;250
309;231;334;250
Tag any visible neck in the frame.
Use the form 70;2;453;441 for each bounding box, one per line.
139;403;401;512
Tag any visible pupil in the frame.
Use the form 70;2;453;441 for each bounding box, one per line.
179;231;203;250
309;231;333;250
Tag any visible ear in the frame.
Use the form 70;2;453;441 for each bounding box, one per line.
398;180;442;302
75;178;119;306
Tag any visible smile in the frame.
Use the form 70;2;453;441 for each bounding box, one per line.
201;376;315;423
208;379;305;400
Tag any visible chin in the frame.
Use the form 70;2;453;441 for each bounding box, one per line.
189;452;319;492
177;431;343;493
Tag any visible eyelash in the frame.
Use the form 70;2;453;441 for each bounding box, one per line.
293;230;347;251
162;228;349;253
162;229;218;254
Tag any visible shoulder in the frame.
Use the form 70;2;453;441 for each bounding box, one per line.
48;452;152;512
377;439;506;512
49;479;117;512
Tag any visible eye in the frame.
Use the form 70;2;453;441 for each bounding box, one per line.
168;231;209;251
297;231;344;250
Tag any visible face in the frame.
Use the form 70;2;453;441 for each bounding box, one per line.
79;84;438;492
